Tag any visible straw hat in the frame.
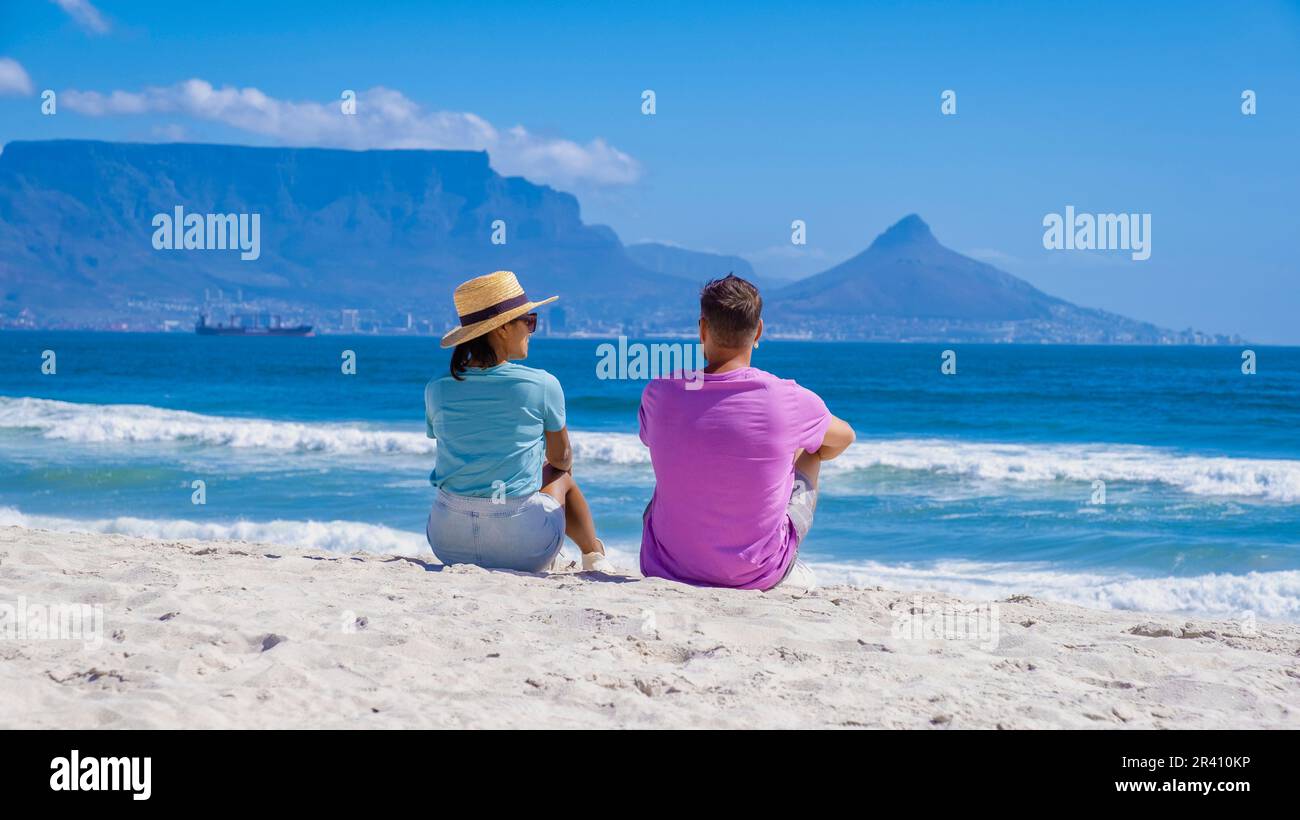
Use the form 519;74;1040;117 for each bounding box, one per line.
440;270;558;348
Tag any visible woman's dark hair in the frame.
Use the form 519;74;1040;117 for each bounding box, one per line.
450;334;500;380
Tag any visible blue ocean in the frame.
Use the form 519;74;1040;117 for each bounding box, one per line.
2;332;1298;620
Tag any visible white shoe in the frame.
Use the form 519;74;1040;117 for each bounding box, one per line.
772;559;816;593
582;541;616;573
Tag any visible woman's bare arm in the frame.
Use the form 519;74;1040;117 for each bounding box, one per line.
544;426;573;472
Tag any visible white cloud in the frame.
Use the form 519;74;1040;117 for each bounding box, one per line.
150;123;190;141
61;79;641;187
0;58;34;97
50;0;111;35
966;247;1020;266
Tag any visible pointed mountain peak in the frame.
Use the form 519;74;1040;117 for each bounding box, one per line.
868;214;937;251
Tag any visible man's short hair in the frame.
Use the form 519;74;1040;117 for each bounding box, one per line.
700;273;762;347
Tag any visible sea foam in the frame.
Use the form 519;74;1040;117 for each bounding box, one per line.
3;396;1299;500
0;505;429;557
809;557;1300;621
2;504;1296;621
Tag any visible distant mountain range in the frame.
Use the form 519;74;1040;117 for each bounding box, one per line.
625;242;769;290
0;140;1234;343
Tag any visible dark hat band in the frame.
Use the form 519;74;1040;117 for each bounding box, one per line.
458;293;530;325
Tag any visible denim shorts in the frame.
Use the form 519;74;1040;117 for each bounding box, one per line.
426;488;566;572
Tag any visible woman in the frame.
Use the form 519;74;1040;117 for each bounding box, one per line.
424;270;612;573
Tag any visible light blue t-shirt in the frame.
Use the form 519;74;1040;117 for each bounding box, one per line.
424;362;566;498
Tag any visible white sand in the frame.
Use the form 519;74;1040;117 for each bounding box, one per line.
2;524;1297;729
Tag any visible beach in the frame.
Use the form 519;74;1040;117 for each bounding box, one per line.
5;338;1300;628
3;524;1297;730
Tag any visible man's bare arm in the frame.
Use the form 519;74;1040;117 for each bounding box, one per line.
816;416;855;461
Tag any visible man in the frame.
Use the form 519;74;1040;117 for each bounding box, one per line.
638;274;855;591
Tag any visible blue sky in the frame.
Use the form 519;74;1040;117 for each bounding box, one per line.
2;0;1298;341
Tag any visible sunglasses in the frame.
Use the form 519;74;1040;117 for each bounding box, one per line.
516;312;538;333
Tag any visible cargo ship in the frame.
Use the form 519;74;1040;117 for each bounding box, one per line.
195;315;314;337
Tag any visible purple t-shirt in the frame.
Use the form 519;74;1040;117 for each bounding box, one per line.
638;367;833;589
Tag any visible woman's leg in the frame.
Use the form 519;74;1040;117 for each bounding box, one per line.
540;465;603;555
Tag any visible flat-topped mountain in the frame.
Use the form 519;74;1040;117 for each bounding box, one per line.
0;139;690;329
